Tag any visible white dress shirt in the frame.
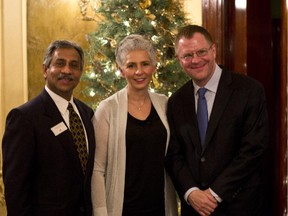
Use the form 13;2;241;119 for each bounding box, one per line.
45;85;89;151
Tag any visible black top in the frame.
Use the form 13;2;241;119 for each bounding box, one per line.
122;106;166;216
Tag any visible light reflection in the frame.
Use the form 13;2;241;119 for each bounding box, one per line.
235;0;246;10
115;70;122;77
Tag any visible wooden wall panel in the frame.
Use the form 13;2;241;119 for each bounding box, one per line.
202;0;247;74
280;0;287;214
202;0;225;65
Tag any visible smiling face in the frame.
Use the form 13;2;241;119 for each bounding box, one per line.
43;48;83;100
176;32;216;87
120;49;156;92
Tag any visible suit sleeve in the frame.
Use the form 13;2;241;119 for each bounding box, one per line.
165;97;197;199
2;109;35;215
211;83;269;201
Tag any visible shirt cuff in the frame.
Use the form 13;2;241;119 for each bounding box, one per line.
184;187;200;204
209;188;222;203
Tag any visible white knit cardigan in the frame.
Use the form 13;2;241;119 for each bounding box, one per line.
91;86;178;216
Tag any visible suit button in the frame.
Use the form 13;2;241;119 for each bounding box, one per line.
201;157;205;162
201;182;207;187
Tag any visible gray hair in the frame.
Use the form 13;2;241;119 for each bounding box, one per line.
43;40;84;71
115;34;157;68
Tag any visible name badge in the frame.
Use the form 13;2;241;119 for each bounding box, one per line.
51;122;68;136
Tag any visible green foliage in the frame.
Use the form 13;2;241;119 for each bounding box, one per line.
80;0;190;109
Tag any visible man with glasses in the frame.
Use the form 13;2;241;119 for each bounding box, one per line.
165;25;269;216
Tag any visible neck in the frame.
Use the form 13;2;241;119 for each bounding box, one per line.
127;86;148;100
127;89;149;111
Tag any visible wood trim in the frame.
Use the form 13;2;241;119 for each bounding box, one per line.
202;0;224;65
280;0;287;213
202;0;247;74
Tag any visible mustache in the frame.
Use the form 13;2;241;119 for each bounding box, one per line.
57;74;74;81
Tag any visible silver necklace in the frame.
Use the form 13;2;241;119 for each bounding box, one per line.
130;94;148;111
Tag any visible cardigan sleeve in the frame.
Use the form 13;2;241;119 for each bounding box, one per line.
91;102;109;216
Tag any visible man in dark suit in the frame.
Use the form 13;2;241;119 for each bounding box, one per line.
2;40;95;216
165;25;269;216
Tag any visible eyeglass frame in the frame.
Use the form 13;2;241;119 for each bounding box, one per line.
178;44;214;62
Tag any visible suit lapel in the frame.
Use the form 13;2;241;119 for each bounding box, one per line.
40;90;84;176
204;70;234;150
180;82;203;155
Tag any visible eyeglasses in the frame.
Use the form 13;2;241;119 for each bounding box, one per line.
179;44;213;62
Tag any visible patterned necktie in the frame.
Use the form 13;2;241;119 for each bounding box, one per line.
197;88;208;147
67;103;88;174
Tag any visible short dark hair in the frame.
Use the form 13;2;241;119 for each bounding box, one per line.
43;40;84;71
175;25;214;53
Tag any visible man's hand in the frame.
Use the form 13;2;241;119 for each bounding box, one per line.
188;189;218;216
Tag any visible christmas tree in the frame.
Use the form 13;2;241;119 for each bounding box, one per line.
79;0;189;109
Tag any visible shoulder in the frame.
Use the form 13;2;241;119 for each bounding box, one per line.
150;91;168;103
223;69;263;87
149;91;168;112
11;92;45;115
98;89;124;108
96;88;127;115
220;69;266;103
169;80;193;103
74;98;94;115
4;92;47;127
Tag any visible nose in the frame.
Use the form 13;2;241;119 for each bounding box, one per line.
135;66;143;75
191;55;201;63
61;64;72;74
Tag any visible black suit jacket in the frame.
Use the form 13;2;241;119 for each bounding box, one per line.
2;89;95;216
165;69;269;216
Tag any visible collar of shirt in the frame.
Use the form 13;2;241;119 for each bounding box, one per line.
45;86;89;151
44;85;75;116
193;64;222;95
192;65;222;118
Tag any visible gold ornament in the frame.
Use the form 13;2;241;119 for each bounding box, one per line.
152;73;160;89
93;0;102;10
111;13;121;23
139;0;152;9
144;9;155;20
110;39;117;48
144;9;151;15
94;52;106;61
148;14;156;20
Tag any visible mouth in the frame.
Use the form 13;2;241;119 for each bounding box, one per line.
192;61;206;68
58;75;74;81
190;62;207;71
134;78;146;82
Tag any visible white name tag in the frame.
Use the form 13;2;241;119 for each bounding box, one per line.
50;122;68;136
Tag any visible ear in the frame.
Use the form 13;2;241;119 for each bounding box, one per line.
211;43;217;58
42;64;48;79
119;67;125;78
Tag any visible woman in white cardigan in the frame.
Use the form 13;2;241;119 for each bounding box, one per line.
91;34;178;216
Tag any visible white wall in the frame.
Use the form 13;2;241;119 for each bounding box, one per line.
184;0;202;25
0;0;28;135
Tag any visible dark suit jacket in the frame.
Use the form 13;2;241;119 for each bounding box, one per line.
165;69;269;216
2;89;95;216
